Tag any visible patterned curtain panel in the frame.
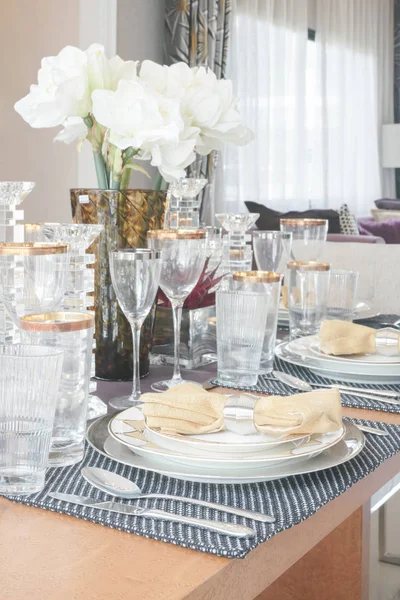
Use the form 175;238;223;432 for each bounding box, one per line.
395;0;400;196
165;0;232;221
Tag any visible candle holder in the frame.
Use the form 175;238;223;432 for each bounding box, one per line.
164;178;208;229
0;182;35;344
41;223;105;419
216;213;259;273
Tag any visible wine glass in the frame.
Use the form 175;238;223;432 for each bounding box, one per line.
109;249;162;409
147;229;207;392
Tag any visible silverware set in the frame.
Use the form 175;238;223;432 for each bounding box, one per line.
49;466;275;538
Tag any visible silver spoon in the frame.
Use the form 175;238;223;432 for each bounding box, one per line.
81;467;275;523
271;370;400;407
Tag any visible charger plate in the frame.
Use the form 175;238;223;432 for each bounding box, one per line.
87;415;364;484
109;407;345;472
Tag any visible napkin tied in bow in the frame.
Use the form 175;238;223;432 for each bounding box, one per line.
320;320;400;356
142;383;342;436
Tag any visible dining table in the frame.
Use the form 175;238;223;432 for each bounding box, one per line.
0;362;399;600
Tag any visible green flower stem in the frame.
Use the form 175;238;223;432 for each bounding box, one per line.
154;173;163;191
93;151;108;189
120;167;131;190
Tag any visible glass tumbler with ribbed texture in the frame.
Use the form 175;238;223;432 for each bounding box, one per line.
20;312;94;467
0;344;63;495
216;284;269;387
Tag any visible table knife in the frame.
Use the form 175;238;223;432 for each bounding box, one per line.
308;382;400;400
49;493;256;538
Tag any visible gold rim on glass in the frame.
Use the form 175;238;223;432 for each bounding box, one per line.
0;243;69;255
280;219;328;227
147;229;206;240
287;261;330;272
20;312;94;332
233;270;281;283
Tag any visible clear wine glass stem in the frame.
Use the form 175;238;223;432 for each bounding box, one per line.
171;301;184;384
130;319;143;403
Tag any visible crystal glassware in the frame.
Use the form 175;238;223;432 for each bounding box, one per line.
287;261;331;339
253;231;293;273
216;213;259;273
280;219;328;261
232;270;282;374
327;269;359;321
147;230;207;392
0;243;69;326
109;249;162;408
20;312;94;466
216;276;269;387
41;223;105;419
0;344;63;495
164;178;208;229
0;182;35;344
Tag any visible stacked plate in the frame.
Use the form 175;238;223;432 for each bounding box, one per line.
86;406;366;484
276;335;400;384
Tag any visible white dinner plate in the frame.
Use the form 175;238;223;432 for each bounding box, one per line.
308;340;400;365
144;422;310;457
87;415;364;484
288;336;400;376
275;340;400;384
108;407;345;472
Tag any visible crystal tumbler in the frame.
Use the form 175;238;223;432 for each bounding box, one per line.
287;261;331;339
216;282;269;387
20;312;94;467
232;271;281;374
280;219;328;261
327;269;359;321
0;344;63;495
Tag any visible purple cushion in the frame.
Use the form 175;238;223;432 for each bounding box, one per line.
358;217;400;244
375;198;400;210
327;233;385;244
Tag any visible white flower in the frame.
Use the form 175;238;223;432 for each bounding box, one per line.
14;45;90;128
109;55;138;89
54;117;88;145
92;79;180;150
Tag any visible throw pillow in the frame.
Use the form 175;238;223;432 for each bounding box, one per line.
338;203;359;235
375;198;400;210
244;201;341;233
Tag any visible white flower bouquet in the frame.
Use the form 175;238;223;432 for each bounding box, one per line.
15;44;253;190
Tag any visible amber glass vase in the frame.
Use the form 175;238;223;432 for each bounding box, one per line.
71;189;166;380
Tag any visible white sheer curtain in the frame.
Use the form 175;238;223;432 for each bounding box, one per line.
221;0;310;214
220;0;395;216
315;0;394;216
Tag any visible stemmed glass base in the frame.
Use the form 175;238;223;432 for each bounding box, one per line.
109;395;141;410
151;378;202;393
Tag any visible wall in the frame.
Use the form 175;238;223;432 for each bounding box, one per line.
116;0;166;189
0;0;80;223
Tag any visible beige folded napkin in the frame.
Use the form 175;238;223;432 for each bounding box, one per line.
141;383;342;436
320;320;400;356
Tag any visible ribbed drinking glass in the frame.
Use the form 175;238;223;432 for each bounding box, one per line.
109;249;162;408
0;344;63;495
216;278;269;387
147;230;207;392
20;312;94;466
287;261;331;338
232;271;281;374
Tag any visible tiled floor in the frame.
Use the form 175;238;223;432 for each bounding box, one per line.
370;505;400;599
